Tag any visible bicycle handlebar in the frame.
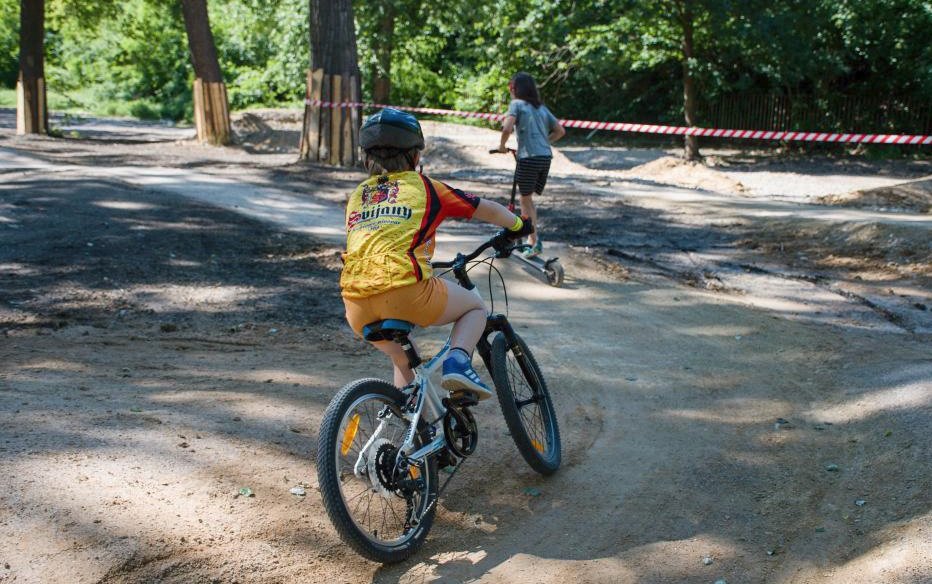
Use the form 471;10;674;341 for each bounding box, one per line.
432;231;521;270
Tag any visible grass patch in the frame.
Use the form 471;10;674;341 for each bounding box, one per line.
0;87;14;107
0;86;183;121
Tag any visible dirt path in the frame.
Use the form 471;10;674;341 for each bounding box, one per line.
1;118;930;583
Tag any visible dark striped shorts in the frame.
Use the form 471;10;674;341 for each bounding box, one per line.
515;156;552;195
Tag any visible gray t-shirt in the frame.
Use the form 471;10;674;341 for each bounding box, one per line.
506;99;559;159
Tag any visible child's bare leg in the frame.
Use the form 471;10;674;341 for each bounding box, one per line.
519;193;538;245
372;340;414;387
433;280;492;398
432;280;486;354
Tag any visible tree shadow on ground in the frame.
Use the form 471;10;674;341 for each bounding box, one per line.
371;326;931;583
0;175;344;334
1;151;929;583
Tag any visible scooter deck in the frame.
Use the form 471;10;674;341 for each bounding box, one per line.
514;253;559;269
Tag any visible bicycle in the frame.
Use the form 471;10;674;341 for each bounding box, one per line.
316;230;562;563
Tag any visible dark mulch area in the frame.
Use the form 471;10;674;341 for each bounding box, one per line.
0;174;344;334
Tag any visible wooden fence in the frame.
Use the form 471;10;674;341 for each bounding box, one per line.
300;68;360;166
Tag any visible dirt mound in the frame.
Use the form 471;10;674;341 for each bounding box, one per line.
226;111;737;195
819;176;932;213
232;111;302;153
623;155;745;193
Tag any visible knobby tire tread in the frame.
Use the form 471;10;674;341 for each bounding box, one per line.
316;378;437;564
490;333;562;475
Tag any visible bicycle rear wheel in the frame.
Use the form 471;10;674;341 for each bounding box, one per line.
316;378;438;563
490;333;561;475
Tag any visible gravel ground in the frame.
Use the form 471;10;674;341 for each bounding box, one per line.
1;108;930;583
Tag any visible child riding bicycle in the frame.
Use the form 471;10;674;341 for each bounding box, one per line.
341;108;532;400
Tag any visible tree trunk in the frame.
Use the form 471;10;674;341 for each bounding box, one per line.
371;7;395;104
302;0;361;165
680;0;701;160
181;0;231;146
17;0;48;135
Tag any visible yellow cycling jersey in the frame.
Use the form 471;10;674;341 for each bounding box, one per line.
340;171;480;298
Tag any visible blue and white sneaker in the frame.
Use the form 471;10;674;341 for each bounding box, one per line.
441;349;493;401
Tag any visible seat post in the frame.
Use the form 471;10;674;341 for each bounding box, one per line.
393;331;422;370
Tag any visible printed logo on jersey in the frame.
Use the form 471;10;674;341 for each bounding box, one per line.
361;176;400;207
348;176;413;230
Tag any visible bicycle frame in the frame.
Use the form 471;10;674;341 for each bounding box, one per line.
352;239;526;481
352;338;452;479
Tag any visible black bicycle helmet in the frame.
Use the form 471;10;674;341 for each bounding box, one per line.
359;108;425;152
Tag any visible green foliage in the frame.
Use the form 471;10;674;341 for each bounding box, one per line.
0;0;20;87
38;0;192;120
0;0;929;132
210;0;309;109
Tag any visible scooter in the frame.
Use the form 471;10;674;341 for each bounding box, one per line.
489;148;565;287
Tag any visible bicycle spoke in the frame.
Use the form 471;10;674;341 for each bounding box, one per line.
504;347;554;458
329;387;432;547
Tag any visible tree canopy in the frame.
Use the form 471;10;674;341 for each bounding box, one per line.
1;0;929;133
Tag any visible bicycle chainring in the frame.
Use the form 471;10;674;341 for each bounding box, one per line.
443;404;478;458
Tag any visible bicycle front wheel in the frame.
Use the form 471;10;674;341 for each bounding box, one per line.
316;378;438;563
490;333;561;475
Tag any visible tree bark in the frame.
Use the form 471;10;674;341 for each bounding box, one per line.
17;0;48;135
680;0;701;160
181;0;231;145
303;0;361;165
371;7;395;104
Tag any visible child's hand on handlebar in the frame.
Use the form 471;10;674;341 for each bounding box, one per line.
491;217;534;256
506;216;534;239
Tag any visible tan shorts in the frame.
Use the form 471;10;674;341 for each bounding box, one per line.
343;277;449;337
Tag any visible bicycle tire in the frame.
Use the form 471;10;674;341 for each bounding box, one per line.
490;333;561;475
316;378;438;563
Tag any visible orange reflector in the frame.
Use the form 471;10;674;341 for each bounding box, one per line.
409;466;420;479
341;414;360;456
531;439;544;453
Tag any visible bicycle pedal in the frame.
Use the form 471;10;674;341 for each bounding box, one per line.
447;392;479;407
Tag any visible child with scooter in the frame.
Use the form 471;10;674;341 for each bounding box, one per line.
495;72;566;258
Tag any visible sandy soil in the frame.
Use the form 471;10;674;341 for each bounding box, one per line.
0;109;930;583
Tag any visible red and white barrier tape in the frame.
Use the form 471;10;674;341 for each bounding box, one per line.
305;99;932;145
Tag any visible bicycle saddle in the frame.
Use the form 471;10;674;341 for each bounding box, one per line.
362;319;414;342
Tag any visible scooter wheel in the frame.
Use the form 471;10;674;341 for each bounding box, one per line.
545;260;564;287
